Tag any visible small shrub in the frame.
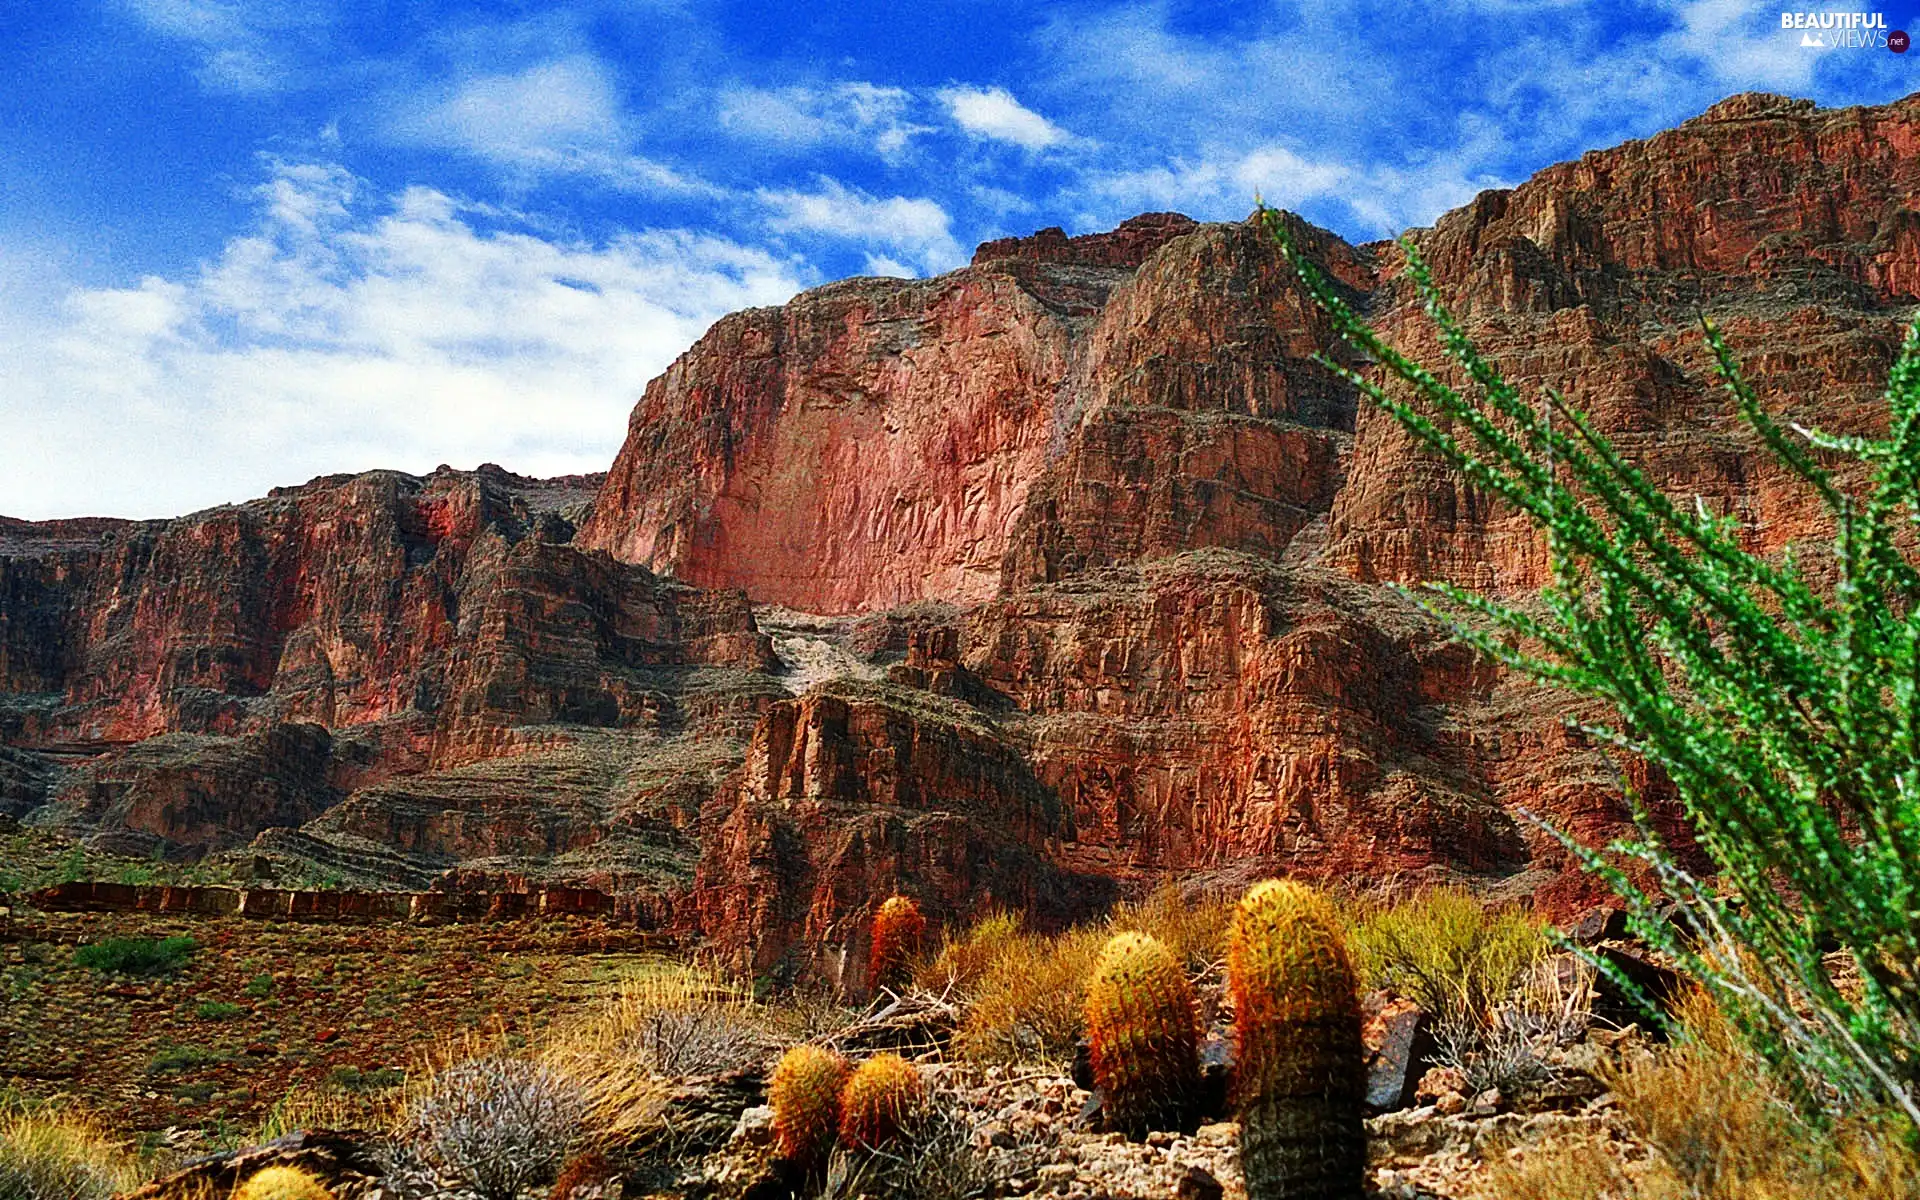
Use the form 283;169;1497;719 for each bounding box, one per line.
244;974;274;999
146;1044;226;1075
954;926;1104;1065
539;964;761;1143
195;999;246;1022
402;1056;584;1200
916;910;1024;998
72;935;196;977
1348;889;1547;1079
0;1107;143;1200
1461;954;1594;1096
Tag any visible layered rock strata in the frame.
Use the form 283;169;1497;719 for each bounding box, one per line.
5;92;1913;968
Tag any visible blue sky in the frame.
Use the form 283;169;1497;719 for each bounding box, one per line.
4;1;1919;519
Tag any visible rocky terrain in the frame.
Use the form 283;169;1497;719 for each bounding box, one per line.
4;91;1920;977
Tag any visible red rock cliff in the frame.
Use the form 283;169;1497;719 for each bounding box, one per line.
5;91;1913;959
0;465;780;884
1330;92;1920;590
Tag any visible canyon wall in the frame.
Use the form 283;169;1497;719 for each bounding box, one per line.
0;465;781;890
6;92;1917;970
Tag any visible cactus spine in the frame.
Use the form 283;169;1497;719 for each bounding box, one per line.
838;1052;924;1151
1083;931;1200;1137
233;1165;337;1200
1229;879;1364;1200
868;894;927;993
768;1044;853;1168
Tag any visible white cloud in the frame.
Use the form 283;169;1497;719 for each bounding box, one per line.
386;56;710;194
718;82;931;158
399;56;622;156
121;0;327;93
861;254;918;278
757;178;965;275
0;159;809;520
1037;5;1395;141
939;86;1073;150
1086;142;1502;237
1034;0;1879;239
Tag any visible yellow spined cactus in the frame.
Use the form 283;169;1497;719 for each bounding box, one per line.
1228;879;1364;1200
1084;930;1200;1137
838;1052;924;1152
767;1044;852;1168
232;1164;337;1200
868;895;927;993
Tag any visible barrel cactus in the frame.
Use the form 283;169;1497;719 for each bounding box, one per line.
838;1052;924;1152
868;895;927;993
1084;930;1200;1136
1229;879;1364;1200
768;1044;853;1169
233;1165;337;1200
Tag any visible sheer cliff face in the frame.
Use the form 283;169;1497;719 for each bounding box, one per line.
577;212;1368;613
574;263;1095;613
1330;92;1920;590
3;93;1913;962
0;467;781;878
0;467;772;750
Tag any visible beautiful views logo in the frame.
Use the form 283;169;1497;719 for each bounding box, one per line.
1780;11;1905;50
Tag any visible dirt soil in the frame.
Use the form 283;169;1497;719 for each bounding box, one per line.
0;906;664;1151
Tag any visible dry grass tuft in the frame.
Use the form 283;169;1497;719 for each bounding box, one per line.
1348;887;1559;1089
916;910;1024;998
0;1105;144;1200
1347;887;1548;1024
952;924;1105;1066
1478;991;1920;1199
1477;1135;1642;1200
1108;884;1233;973
765;985;858;1043
537;962;768;1142
941;885;1230;1066
252;1083;403;1144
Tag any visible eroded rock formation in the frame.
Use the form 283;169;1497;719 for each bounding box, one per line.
0;465;782;889
6;92;1914;969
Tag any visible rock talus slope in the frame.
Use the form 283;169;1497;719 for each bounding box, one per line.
6;93;1918;969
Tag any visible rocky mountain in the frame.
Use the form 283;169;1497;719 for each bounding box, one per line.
4;91;1916;983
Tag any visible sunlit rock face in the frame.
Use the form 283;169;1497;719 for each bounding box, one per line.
7;93;1915;965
